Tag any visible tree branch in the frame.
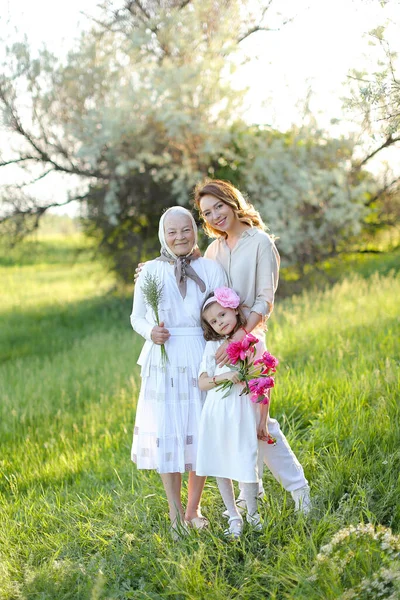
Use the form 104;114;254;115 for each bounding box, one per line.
0;78;111;180
14;168;56;189
365;176;400;207
0;156;41;167
353;134;400;170
237;26;275;44
0;192;89;224
237;13;295;43
131;0;151;20
347;74;375;85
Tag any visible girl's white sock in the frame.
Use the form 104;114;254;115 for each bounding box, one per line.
216;478;242;520
238;479;265;501
240;482;259;516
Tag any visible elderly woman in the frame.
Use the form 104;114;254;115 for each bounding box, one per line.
130;207;225;538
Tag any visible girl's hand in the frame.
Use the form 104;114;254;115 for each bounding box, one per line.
151;322;170;345
224;370;241;385
134;262;145;283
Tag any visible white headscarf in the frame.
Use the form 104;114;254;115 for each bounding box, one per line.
157;206;205;298
158;206;198;260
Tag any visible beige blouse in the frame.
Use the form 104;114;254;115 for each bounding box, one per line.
204;228;280;319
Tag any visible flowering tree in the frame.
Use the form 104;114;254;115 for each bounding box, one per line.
344;26;400;236
0;2;394;280
0;0;292;277
204;122;375;272
243;127;373;270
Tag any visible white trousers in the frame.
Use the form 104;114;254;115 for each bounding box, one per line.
239;330;308;495
256;418;308;493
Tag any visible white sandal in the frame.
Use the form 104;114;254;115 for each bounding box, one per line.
170;519;189;541
246;512;263;532
187;516;209;530
224;516;243;539
292;485;312;515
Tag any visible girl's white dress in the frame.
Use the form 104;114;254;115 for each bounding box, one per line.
196;340;260;483
130;258;225;474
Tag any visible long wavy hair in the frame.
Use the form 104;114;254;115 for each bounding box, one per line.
193;179;266;239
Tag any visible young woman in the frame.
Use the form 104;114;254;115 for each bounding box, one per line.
130;207;226;538
194;179;311;513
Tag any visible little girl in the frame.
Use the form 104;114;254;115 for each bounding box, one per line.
197;287;269;538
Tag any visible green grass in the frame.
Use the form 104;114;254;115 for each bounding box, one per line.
278;225;400;298
0;234;399;599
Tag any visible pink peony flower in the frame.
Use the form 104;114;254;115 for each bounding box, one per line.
254;352;279;372
214;287;241;309
255;395;270;406
226;334;258;365
248;376;275;403
226;340;243;365
241;333;258;349
249;376;275;393
215;330;279;404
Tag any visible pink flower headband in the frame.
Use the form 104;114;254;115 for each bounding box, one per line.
202;287;241;311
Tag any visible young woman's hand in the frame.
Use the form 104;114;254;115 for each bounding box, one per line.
134;262;145;283
150;322;170;345
257;402;270;441
215;340;229;367
257;422;270;442
215;328;246;367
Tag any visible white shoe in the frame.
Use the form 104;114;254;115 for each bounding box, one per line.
246;512;263;532
291;485;312;515
224;516;243;539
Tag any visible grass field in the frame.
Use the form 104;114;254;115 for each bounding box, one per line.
1;234;399;599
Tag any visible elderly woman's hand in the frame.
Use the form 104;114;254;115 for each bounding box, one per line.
151;322;170;345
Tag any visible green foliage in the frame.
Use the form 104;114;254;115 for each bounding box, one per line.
0;235;399;598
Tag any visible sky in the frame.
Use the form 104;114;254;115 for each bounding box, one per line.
1;0;400;213
3;0;399;129
237;0;400;130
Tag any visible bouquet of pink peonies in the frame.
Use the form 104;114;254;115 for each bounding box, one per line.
215;333;278;405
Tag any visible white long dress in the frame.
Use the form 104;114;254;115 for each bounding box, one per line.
196;340;260;483
130;258;226;474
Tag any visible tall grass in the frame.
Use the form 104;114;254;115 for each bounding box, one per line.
0;235;399;599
